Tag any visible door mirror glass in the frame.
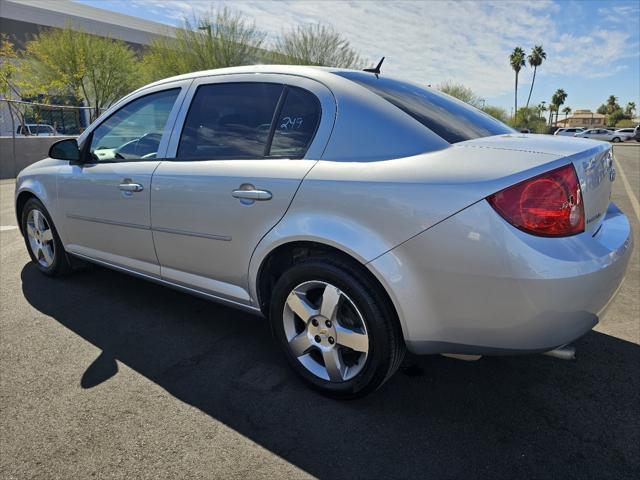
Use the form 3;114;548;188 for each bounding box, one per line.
49;138;81;161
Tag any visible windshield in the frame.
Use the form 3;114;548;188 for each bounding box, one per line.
334;71;513;143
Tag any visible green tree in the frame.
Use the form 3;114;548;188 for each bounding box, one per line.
481;105;509;123
510;106;547;132
509;47;526;117
273;23;364;68
141;8;265;82
437;81;483;108
548;103;557;126
606;95;619;114
607;108;626;127
21;26;138;119
550;89;567;125
0;35;26;131
536;102;547;118
525;45;546;109
624;101;636;117
562;106;572;125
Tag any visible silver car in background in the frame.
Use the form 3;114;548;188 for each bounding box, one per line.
15;66;633;398
574;128;630;142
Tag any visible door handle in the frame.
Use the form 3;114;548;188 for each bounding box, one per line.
119;182;144;192
232;188;272;201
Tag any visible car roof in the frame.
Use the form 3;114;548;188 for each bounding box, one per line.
141;65;349;90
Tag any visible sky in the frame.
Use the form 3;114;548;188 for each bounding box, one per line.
77;0;640;114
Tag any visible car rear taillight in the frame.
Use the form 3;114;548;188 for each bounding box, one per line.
487;164;584;237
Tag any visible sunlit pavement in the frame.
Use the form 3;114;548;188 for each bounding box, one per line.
1;145;638;479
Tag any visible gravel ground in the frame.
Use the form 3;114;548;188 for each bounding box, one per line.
1;145;638;479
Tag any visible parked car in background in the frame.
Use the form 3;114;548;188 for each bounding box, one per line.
14;65;633;398
614;128;637;141
16;124;58;136
574;128;628;142
554;127;584;137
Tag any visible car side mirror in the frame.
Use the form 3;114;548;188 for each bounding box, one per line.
49;138;81;162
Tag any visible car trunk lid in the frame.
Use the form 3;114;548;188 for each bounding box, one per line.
456;134;614;234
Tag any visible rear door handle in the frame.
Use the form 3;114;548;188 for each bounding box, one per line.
119;182;144;192
232;188;272;201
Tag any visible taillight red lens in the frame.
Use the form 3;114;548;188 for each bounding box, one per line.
487;164;584;237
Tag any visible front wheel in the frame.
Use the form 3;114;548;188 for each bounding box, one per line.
21;197;71;276
612;137;621;143
270;257;405;398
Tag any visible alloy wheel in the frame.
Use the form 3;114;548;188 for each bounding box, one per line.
26;209;55;268
282;280;369;382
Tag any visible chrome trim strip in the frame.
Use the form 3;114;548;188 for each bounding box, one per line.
67;251;262;315
66;214;231;241
66;214;150;230
153;226;232;242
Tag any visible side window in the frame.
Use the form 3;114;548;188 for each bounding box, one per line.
89;88;179;162
177;82;283;160
269;86;321;158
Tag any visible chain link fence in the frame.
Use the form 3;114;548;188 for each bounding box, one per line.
1;98;106;137
0;99;107;178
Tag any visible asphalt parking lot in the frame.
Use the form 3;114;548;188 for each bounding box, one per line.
1;145;639;479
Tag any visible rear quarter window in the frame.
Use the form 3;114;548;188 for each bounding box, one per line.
334;71;513;144
269;86;321;158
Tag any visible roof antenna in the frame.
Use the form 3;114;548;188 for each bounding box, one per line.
363;57;385;76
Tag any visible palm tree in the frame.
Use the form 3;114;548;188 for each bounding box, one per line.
551;89;567;125
562;106;572;127
548;104;557;126
537;102;547;119
606;95;618;114
525;45;546;109
509;47;526;117
624;101;636;117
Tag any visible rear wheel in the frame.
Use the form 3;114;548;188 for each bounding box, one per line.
21;198;71;276
270;257;405;398
612;137;621;143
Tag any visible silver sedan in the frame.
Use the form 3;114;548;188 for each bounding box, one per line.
15;66;633;398
574;128;631;142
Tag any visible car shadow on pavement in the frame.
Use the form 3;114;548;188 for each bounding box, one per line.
21;263;640;479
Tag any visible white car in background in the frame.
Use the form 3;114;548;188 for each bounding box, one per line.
554;128;584;137
574;128;628;142
16;124;59;136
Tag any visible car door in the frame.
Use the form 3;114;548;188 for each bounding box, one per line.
151;74;335;304
57;81;190;276
586;129;600;139
597;129;612;140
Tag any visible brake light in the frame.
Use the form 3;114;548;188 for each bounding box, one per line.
487;164;584;237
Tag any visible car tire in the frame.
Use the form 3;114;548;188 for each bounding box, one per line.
269;256;405;399
612;137;621;143
21;197;71;277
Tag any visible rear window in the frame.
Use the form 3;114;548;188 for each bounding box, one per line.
335;71;513;144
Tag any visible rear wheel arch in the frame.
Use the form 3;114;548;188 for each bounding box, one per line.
255;240;404;340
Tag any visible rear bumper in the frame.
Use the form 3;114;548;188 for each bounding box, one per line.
370;201;633;355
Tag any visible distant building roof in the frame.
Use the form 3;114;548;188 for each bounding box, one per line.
0;0;177;49
567;110;605;119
